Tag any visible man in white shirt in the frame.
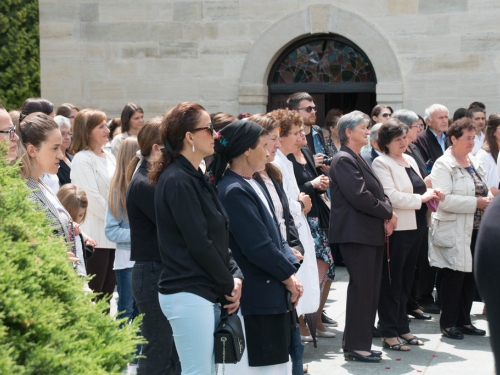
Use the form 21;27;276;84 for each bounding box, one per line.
468;105;486;154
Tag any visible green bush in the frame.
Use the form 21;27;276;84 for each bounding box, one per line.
0;0;41;110
0;150;143;374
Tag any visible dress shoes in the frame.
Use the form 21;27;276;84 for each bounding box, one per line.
300;335;314;342
316;329;336;338
458;325;486;336
422;304;441;314
370;350;382;357
441;327;464;340
321;310;338;327
372;326;381;337
344;351;382;363
407;310;432;320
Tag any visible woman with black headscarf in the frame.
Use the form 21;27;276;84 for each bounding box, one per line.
210;120;303;374
149;102;243;375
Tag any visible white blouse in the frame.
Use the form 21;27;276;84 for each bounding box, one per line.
476;148;499;189
260;173;287;240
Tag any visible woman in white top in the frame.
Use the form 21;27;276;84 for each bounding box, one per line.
476;113;500;196
110;103;144;157
71;109;117;305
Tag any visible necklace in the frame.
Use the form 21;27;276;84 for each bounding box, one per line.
230;169;252;180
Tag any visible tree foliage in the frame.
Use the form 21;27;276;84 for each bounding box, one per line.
0;0;41;110
0;150;142;374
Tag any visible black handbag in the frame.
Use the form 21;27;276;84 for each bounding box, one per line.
214;308;245;372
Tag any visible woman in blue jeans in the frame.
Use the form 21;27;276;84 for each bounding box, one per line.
149;102;243;375
126;117;179;375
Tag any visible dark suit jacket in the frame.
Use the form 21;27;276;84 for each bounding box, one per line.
414;128;452;171
254;172;304;255
218;169;299;316
406;143;429;178
329;146;393;246
360;147;380;167
57;152;73;186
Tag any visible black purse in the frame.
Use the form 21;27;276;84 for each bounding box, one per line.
214;308;245;372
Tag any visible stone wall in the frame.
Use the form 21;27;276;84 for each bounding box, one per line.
39;0;500;118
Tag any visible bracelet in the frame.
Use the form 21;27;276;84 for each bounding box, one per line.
298;200;305;210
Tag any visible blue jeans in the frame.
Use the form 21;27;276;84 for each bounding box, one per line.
159;292;220;375
116;268;139;323
132;261;179;375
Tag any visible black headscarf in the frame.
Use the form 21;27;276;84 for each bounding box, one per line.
207;120;264;185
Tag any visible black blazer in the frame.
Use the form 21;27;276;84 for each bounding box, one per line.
218;170;299;316
254;172;304;255
155;156;243;303
406;143;429;178
414;127;452;171
57;152;73;186
126;159;161;262
360;147;380;167
329;146;393;246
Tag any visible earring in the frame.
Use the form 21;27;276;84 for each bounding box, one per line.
192;142;195;153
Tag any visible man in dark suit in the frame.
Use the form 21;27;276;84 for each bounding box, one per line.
360;123;382;166
415;104;452;173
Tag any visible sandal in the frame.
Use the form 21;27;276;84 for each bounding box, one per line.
382;338;411;351
399;335;423;346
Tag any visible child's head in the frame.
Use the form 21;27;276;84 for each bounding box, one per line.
57;184;88;224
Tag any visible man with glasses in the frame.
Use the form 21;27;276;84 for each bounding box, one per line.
0;105;20;162
287;92;329;174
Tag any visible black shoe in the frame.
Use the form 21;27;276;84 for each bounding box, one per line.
373;326;381;337
422;304;441;314
407;310;432;320
370;350;382;357
441;327;464;340
344;351;382;363
457;325;486;336
321;310;338;326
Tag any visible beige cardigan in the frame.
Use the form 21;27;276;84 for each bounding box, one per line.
372;153;426;231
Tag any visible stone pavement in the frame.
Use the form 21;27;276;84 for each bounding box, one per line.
303;266;495;375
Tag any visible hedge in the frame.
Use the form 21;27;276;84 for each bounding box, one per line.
0;0;41;110
0;148;143;374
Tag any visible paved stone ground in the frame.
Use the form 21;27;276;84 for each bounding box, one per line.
303;266;495;375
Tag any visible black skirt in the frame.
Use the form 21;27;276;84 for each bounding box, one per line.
244;313;291;367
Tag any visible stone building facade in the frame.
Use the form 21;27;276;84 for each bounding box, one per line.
39;0;500;120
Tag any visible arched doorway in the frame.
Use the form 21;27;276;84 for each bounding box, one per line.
267;35;376;126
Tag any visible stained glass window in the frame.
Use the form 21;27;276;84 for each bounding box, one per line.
271;39;375;85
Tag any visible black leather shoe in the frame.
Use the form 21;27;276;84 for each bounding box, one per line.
441;327;464;339
370;350;382;357
373;326;381;338
422;304;441;314
344;351;382;363
407;310;432;320
458;325;486;336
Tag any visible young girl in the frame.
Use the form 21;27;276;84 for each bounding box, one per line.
57;184;97;273
105;137;140;323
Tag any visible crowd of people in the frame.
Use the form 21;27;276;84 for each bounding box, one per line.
0;92;498;374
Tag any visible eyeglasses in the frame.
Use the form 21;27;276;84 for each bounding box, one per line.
191;122;214;134
0;125;17;141
298;106;317;113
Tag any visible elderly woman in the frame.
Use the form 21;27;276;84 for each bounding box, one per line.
476;113;500;196
53;115;74;186
329;111;396;363
0;105;19;162
211;120;303;374
430;118;492;340
372;119;445;351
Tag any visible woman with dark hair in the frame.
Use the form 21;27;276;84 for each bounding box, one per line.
211;112;236;132
430;118;492;340
111;103;144;156
149;102;242;375
417;115;426;132
323;108;342;157
476;113;500;196
329;111;396;363
453;107;467;122
372;119;444;351
71;109;117;305
369;105;391;128
108;118;122;141
211;119;302;374
19;98;55;123
56;103;79;126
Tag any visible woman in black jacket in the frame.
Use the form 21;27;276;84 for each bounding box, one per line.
126;117;179;375
148;102;243;375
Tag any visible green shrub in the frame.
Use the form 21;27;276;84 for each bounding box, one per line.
0;150;143;374
0;0;41;110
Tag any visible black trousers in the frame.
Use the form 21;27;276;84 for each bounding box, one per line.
340;243;383;352
378;227;426;338
439;230;478;329
416;228;438;306
132;261;180;375
87;247;116;302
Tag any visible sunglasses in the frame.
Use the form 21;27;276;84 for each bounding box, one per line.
0;125;16;141
191;122;214;134
298;105;317;113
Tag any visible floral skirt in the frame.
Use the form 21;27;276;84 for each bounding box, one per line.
307;217;335;281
